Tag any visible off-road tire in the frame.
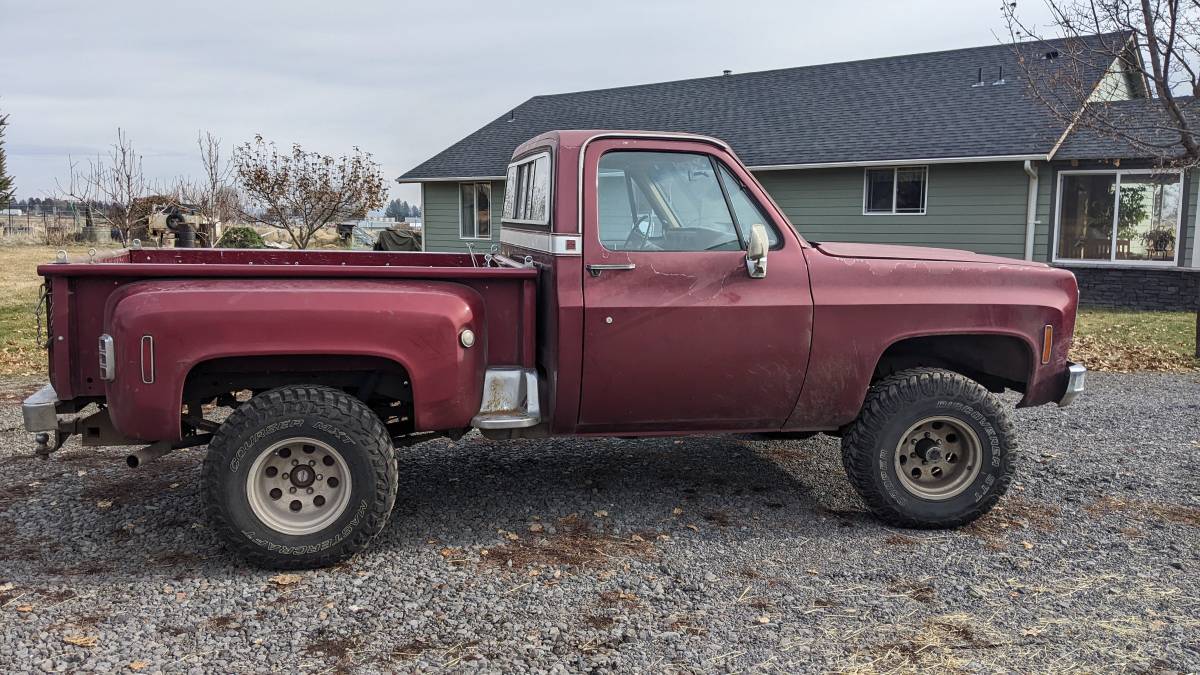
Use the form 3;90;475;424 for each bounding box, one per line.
841;367;1015;528
202;385;397;569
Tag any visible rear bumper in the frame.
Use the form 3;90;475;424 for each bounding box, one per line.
1057;363;1087;407
23;383;60;432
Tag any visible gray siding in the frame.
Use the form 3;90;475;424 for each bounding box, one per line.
421;181;504;253
753;163;1031;258
1033;163;1054;262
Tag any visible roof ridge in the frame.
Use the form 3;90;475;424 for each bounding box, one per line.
524;31;1131;102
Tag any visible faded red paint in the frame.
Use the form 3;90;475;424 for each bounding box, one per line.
38;130;1080;444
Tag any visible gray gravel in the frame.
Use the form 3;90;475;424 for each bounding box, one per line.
0;371;1197;673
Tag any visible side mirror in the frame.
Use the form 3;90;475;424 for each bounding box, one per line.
745;223;768;279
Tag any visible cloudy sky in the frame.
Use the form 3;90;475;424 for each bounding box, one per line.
1;0;1056;204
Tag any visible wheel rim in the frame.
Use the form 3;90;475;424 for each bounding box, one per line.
245;437;352;536
893;417;982;501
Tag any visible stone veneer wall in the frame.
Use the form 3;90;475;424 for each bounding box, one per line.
1060;266;1200;311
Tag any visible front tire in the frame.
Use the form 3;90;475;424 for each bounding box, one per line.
841;368;1015;528
202;385;398;569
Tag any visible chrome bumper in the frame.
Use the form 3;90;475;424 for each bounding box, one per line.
23;383;60;432
1058;363;1087;407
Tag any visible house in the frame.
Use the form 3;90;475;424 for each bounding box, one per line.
398;32;1199;310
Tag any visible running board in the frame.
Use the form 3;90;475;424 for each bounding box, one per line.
471;368;541;430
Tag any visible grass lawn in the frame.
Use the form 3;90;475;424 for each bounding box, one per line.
0;245;1195;376
1073;308;1200;372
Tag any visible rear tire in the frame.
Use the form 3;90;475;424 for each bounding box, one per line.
841;367;1015;528
202;385;397;569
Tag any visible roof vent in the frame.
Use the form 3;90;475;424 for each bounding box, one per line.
992;65;1006;85
972;67;985;87
1043;50;1060;60
722;69;732;76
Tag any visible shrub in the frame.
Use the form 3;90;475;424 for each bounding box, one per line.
217;226;265;249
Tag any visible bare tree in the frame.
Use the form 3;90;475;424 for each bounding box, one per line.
234;135;386;249
1003;1;1200;167
1004;1;1200;357
59;128;149;243
176;131;239;227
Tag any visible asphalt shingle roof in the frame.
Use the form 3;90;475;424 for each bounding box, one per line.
1054;97;1199;160
400;33;1129;181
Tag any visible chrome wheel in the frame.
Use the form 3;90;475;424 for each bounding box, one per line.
245;437;352;536
893;417;982;501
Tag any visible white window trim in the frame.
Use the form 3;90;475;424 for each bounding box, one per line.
458;182;493;240
1052;168;1183;267
862;166;929;216
503;151;553;227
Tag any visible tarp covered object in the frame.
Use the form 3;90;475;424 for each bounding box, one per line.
373;228;422;251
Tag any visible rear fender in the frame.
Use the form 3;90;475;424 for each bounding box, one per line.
103;279;486;441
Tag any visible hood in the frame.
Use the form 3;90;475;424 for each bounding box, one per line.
814;241;1047;267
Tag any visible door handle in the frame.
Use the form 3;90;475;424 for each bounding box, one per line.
586;263;636;277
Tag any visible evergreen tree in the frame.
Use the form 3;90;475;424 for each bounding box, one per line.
385;198;410;220
0;109;14;208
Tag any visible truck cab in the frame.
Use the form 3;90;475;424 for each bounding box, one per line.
25;130;1085;569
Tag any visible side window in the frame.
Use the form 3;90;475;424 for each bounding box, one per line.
503;152;551;226
716;163;781;247
460;182;491;239
597;151;742;252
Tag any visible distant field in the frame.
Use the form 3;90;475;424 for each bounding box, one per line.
0;245;1194;376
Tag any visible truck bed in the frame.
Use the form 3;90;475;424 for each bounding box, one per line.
39;248;539;403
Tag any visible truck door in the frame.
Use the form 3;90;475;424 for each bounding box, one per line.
578;138;813;433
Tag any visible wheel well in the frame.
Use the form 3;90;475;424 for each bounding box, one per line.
182;354;414;435
873;334;1032;393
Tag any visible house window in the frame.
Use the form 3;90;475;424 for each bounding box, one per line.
1054;170;1182;264
503;152;552;227
459;183;491;239
864;166;928;214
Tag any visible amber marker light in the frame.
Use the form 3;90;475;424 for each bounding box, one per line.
1041;324;1053;364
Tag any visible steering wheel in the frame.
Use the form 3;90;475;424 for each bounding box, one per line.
623;217;654;250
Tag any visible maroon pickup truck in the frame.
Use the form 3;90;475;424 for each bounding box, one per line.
24;130;1085;569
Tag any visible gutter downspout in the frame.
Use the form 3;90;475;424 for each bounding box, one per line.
1023;160;1039;261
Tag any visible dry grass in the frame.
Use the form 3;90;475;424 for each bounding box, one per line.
0;245;119;377
1085;495;1200;527
479;514;657;572
1072;308;1199;372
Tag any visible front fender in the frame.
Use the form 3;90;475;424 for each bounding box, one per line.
103;279;487;441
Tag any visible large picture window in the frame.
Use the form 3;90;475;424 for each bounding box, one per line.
459;182;491;239
864;166;927;214
1054;170;1181;264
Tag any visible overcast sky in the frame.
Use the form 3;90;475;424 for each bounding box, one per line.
1;0;1056;205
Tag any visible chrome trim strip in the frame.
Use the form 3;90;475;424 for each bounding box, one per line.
1058;363;1087;407
22;383;59;432
140;335;155;384
500;228;582;256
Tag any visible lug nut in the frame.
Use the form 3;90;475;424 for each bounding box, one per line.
309;460;315;466
292;459;299;466
281;472;289;480
316;474;323;481
306;488;314;495
289;487;296;494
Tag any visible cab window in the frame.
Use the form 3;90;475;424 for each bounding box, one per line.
598;151;743;252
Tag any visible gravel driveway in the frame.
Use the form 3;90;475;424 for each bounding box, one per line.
0;372;1197;673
